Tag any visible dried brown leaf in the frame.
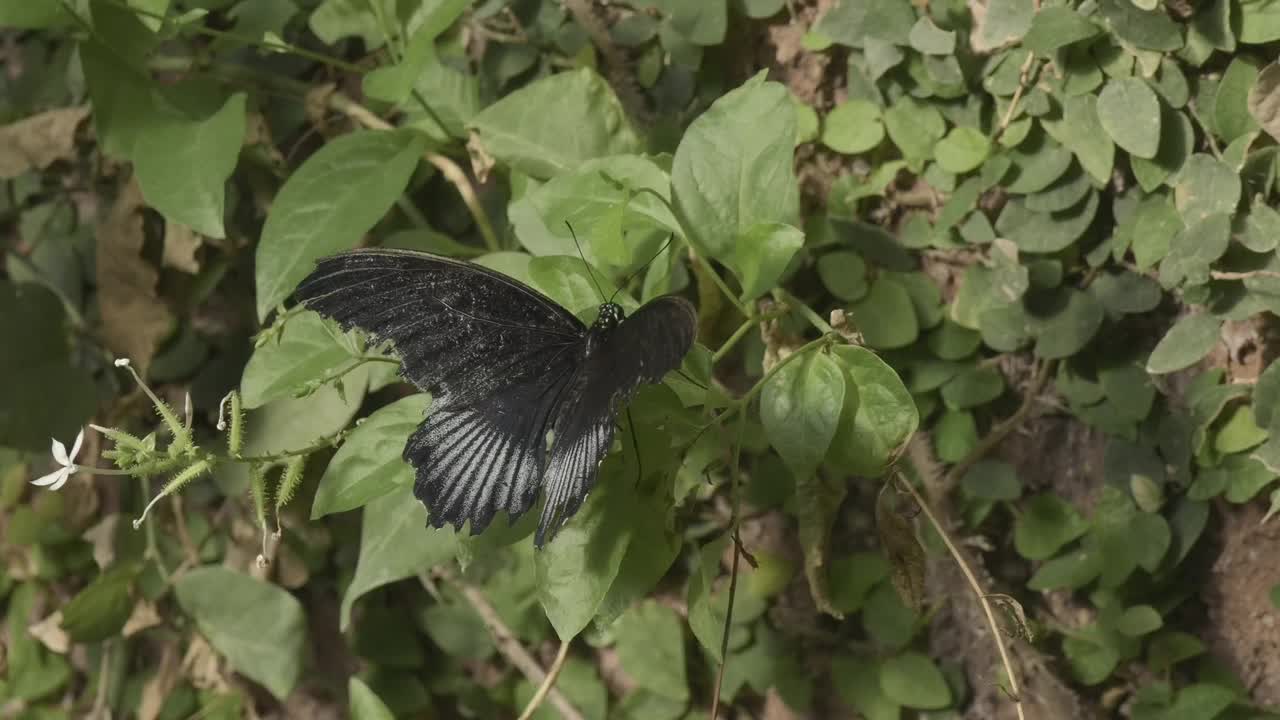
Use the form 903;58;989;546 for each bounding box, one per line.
140;642;181;720
82;514;120;569
162;221;202;274
876;481;927;613
29;611;70;654
95;178;174;371
1249;62;1280;144
0;106;90;179
122;599;162;638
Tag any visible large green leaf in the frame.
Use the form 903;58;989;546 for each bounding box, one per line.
828;346;918;476
255;130;426;320
613;601;688;701
671;72;799;267
341;486;457;629
536;461;636;640
468;68;640;178
132;90;245;238
239;311;354;408
761;351;846;478
175;566;307;699
311;394;429;518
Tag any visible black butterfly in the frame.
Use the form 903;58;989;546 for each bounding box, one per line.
294;249;697;546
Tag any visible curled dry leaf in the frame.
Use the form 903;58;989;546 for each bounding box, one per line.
96;177;174;372
876;480;928;613
82;514;121;569
139;642;181;720
29;611;70;654
466;130;496;184
122;599;162;638
162;221;203;274
0;106;90;179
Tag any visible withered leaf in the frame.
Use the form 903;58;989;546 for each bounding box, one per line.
876;480;927;613
0;106;90;179
96;177;174;371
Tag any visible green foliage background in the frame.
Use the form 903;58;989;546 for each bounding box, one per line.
2;0;1280;718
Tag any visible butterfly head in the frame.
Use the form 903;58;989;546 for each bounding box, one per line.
592;302;625;332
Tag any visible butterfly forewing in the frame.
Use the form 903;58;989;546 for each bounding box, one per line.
293;249;697;546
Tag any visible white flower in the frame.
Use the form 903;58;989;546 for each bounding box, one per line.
31;428;85;491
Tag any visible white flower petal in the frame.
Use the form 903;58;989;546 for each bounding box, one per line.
47;471;71;491
114;358;131;367
51;437;69;466
69;428;84;462
31;467;71;487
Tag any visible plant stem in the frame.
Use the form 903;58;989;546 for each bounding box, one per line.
896;473;1026;720
430;571;585;720
517;640;573;720
710;413;747;718
773;288;834;334
140;475;170;582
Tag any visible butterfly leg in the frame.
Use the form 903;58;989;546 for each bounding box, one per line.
626;409;643;489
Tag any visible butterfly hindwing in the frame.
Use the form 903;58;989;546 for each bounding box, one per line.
535;296;698;543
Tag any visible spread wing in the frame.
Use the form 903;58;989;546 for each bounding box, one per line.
293;249;587;534
535;296;698;545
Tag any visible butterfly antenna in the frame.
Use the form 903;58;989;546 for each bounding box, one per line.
565;221;609;302
610;234;676;304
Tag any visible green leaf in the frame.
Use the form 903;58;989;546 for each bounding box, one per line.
1250;61;1280;142
973;0;1033;51
1096;78;1161;159
934;127;991;174
133;91;245;238
240;311;352;408
735;222;804;300
1215;57;1261;143
934;409;977;463
672;73;799;266
879;652;951;709
821;100;885;155
828;551;890;614
511;156;678;266
60;565;136;643
828;346;918;476
536;464;635;640
1015;493;1090;560
1033;288;1104;359
1174;154;1241;223
817;250;869;301
469;68;639;178
1215;405;1269;454
1147;314;1222;374
850;277;919;349
883;97;946;162
1024;166;1091;212
812;0;917;48
687;536;731;661
1022;6;1101;54
1042;94;1114;184
941;366;1005;410
996;192;1099;253
961;460;1021;501
908;16;955;54
255;130;426;320
0;3;74;27
349;677;396;720
832;655;900;720
341;487;457;629
0;282;96;452
1117;605;1163;636
928;319;981;360
1254;360;1280;429
1063;629;1119;685
308;0;395;47
1163;684;1238;720
1097;0;1183;50
1091;270;1162;314
1129;195;1184;269
762;351;846;478
1147;631;1207;672
613;601;688;701
312;394;428;518
175;567;306;699
1027;548;1101;590
1132;107;1193;191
